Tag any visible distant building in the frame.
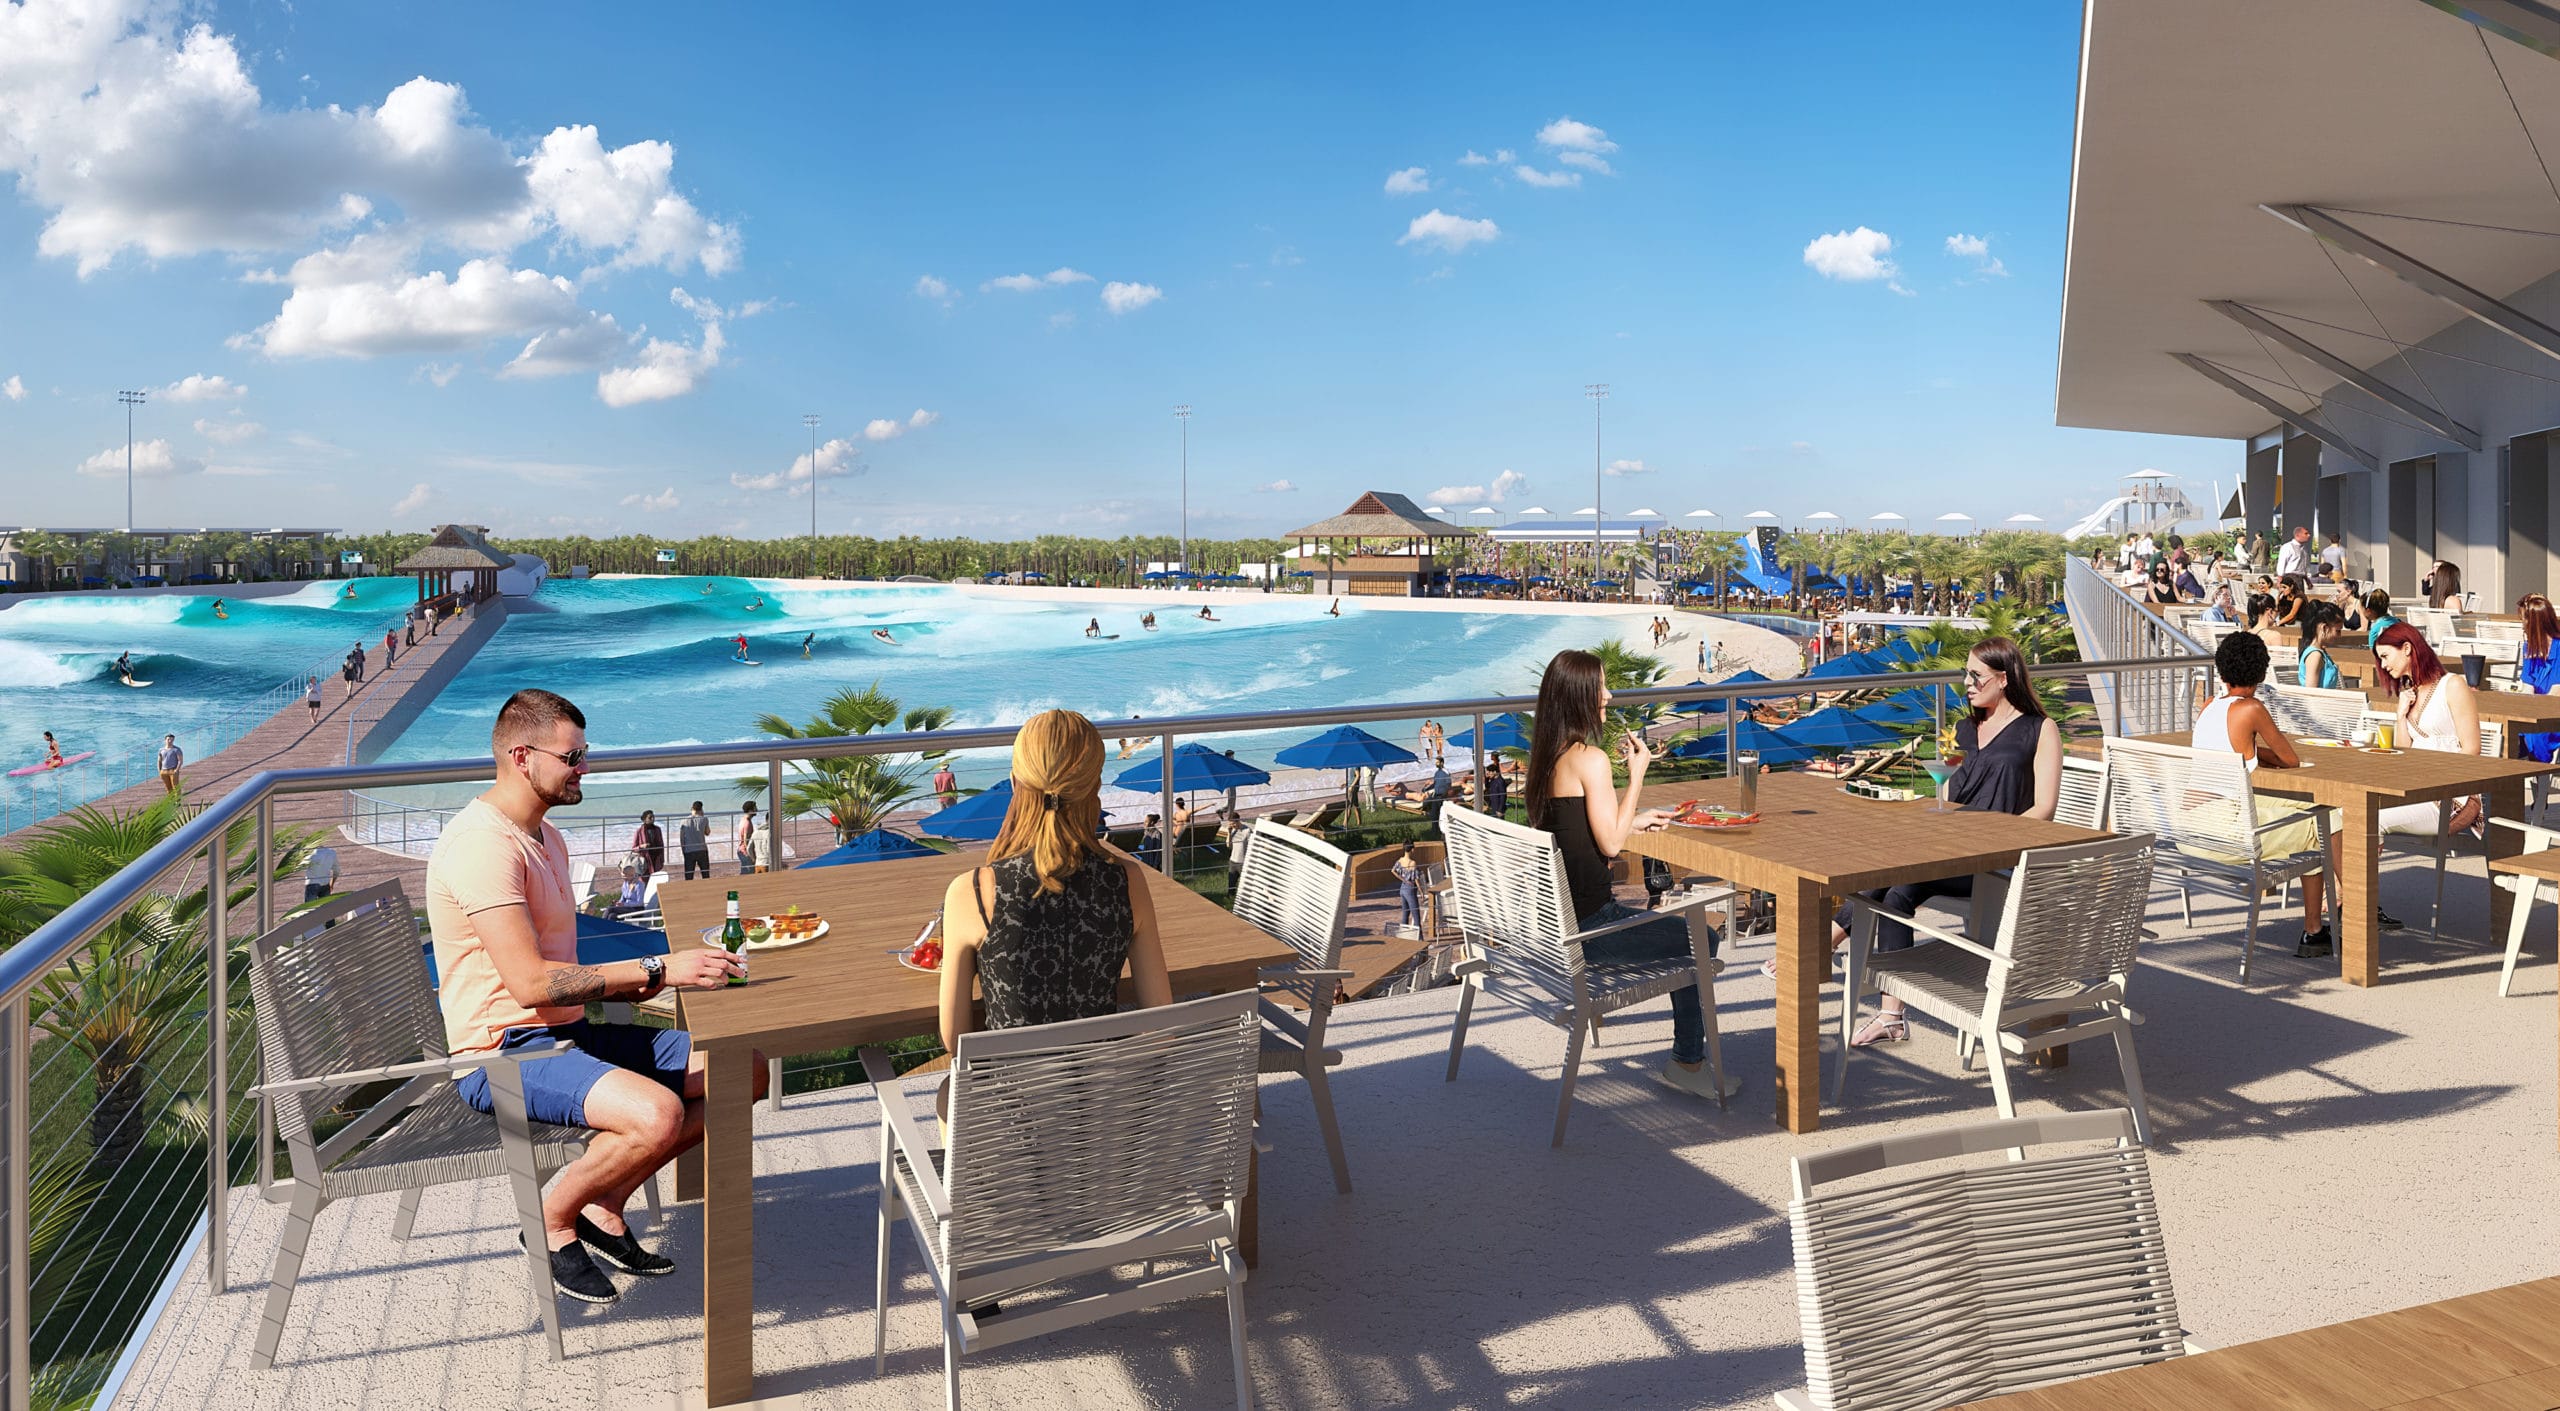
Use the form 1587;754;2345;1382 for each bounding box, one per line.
1285;492;1471;597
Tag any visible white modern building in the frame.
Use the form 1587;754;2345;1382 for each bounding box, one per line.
2060;0;2560;599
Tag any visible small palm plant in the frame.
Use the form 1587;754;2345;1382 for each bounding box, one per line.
741;684;954;843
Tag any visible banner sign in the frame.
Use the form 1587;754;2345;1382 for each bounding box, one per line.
339;551;363;565
656;549;678;563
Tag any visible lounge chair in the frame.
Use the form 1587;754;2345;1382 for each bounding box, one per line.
1292;801;1348;835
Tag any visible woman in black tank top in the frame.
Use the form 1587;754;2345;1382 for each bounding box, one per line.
1524;651;1729;1102
938;710;1173;1059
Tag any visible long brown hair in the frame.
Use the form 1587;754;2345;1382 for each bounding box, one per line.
988;709;1106;893
1967;635;2045;727
2521;593;2560;664
2372;622;2444;697
1524;649;1605;820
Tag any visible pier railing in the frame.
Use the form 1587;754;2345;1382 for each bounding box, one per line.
0;653;2213;1411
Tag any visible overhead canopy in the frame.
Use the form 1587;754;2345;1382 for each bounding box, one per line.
1286;491;1462;541
2058;0;2560;440
395;523;511;572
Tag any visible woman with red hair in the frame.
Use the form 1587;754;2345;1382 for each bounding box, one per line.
2372;622;2485;834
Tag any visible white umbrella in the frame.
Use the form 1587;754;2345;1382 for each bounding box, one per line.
2006;513;2045;523
1805;511;1840;522
1470;506;1499;516
1422;506;1445;515
1871;511;1905;522
1574;506;1601;515
1936;511;1973;522
1745;509;1779;520
1628;507;1663;518
1685;509;1717;518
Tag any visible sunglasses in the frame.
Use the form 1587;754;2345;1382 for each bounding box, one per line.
1964;670;1998;689
514;744;590;768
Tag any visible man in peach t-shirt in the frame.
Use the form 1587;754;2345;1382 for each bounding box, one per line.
428;688;761;1307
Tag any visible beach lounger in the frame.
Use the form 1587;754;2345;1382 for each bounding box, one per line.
1292;802;1348;835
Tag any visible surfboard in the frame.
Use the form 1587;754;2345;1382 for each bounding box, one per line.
120;678;153;688
9;752;95;777
1090;634;1121;641
732;658;761;667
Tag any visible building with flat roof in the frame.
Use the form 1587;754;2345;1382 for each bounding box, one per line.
2058;0;2560;598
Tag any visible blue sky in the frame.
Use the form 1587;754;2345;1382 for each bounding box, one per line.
0;0;2236;540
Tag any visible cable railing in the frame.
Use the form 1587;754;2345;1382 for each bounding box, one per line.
0;653;2216;1411
2063;555;2214;740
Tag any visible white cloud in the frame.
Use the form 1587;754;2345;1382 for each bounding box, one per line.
193;417;264;444
1513;165;1581;189
594;287;727;406
1253;479;1297;493
1536;118;1618;155
420;362;462;387
250;253;583;357
391;482;432;515
1945;232;2008;277
1042;267;1092;285
981;273;1042;293
1605;458;1650;476
1556;150;1614;175
2;376;24;402
1803;226;1898;283
1384;166;1430;195
501;312;627;379
0;7;734;279
619;486;679;511
1048;310;1077;330
77;438;201;479
1495;148;1517;163
914;274;955;305
864;408;941;441
1423;468;1529;505
732;436;861;495
1399;209;1500;254
162;374;247;403
1101;281;1163;315
1457;150;1492;167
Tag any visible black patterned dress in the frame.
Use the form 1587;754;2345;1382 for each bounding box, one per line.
970;850;1136;1030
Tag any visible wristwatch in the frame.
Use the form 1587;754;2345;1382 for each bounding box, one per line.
638;954;665;997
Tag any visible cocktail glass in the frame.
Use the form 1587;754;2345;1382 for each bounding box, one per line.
1922;756;1958;812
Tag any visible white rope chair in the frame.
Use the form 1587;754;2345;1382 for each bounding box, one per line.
1229;821;1357;1193
1438;803;1729;1148
2493;817;2560;997
861;991;1262;1410
2103;738;2332;982
2053;754;2108;832
1777;1108;2197;1411
244;881;604;1366
2258;683;2371;742
1838;835;2161;1143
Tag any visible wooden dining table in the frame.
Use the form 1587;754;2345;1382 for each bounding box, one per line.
1956;1276;2560;1409
2125;732;2554;985
1622;773;2107;1134
656;848;1295;1409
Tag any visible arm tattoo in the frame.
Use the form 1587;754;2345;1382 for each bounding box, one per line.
542;964;610;1007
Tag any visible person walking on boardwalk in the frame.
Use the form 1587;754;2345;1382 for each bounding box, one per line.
156;734;183;797
734;799;759;874
305;674;321;725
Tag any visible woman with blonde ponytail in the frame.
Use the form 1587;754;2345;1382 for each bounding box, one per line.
938;709;1172;1055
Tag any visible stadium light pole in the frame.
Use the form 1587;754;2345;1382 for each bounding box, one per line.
1173;404;1192;572
117;389;147;534
803;413;821;579
1584;383;1608;581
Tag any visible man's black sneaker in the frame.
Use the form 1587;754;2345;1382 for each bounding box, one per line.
2296;928;2334;959
577;1213;675;1277
523;1233;620;1305
2377;909;2405;932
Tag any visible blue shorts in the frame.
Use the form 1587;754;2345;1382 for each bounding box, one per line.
456;1020;692;1129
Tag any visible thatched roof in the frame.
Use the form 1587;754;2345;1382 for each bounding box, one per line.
395;523;512;572
1286;491;1457;541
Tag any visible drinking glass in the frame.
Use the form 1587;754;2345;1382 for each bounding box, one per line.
1733;752;1760;814
1923;755;1960;812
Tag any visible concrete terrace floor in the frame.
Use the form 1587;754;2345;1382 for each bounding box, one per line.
114;845;2560;1411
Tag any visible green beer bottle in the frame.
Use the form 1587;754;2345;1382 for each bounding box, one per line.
721;891;749;985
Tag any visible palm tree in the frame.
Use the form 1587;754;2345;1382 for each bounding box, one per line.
740;684;955;843
1773;533;1824;605
1893;602;2087;723
0;799;317;1178
1692;531;1747;608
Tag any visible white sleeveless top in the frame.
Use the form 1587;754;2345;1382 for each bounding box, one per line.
2189;694;2254;798
2402;680;2464;754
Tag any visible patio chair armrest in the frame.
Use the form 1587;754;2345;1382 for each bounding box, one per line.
1840;896;2000;963
248;1041;570;1098
1256;965;1355;984
857;1046;950;1221
2487;816;2560;852
2251;810;2320;836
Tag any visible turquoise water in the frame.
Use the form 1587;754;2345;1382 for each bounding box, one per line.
0;579;422;817
374;579;1662;796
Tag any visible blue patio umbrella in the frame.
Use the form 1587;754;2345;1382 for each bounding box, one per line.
1273;726;1418;770
1807;650;1892;680
1676;669;1775;712
1854;697;1935;725
1671;718;1821;766
1784;708;1902;750
919;779;1014;840
1113;742;1274;793
1528;575;1556;585
1592;578;1621;588
1875;637;1929;664
1884;683;1962;713
804;828;942;867
1447;712;1532;751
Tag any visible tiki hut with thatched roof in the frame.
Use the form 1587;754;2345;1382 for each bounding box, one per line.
395;523;512;605
1286;491;1469;597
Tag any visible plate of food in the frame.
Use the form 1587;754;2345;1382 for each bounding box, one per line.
1669;800;1762;830
893;919;943;974
740;908;828;950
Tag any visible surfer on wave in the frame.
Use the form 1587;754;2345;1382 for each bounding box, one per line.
41;732;64;769
732;634;751;664
870;628;897;646
1197;605;1219;622
747;596;764;611
211;598;228;619
1085;618;1100;639
801;632;815;659
113;651;134;684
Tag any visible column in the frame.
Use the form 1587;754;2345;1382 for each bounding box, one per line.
2245;443;2280;537
2513;434;2552;604
2281;433;2319;539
